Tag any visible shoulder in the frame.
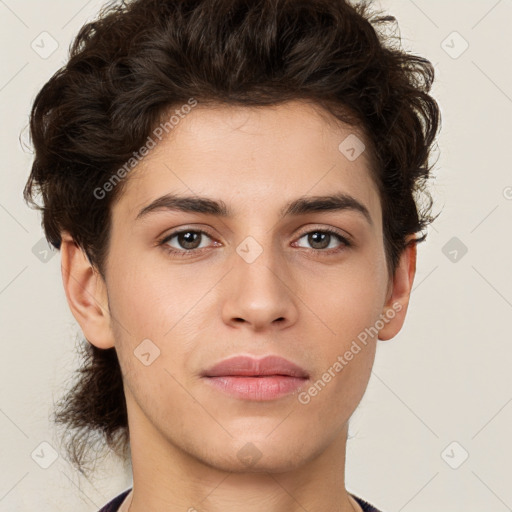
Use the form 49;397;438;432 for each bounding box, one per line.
97;488;132;512
351;492;387;512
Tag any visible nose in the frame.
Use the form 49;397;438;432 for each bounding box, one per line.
220;239;299;331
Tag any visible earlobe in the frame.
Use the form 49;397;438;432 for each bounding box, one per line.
60;232;115;349
378;238;417;341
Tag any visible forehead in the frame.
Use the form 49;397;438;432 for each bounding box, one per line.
112;100;381;227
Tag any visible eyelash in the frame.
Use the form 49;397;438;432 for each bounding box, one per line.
158;227;352;258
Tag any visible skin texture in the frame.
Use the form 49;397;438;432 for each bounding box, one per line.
60;100;416;512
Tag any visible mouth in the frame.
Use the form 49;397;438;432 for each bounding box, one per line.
201;355;309;401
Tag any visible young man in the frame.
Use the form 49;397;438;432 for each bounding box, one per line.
24;0;440;511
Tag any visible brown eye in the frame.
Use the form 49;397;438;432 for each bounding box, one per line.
294;228;351;252
160;229;216;256
172;231;203;250
306;231;331;250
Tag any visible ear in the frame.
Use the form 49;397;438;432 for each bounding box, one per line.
378;237;417;341
60;232;115;349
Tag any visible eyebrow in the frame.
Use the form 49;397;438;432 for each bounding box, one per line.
135;192;373;226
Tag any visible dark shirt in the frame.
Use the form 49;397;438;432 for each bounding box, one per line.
98;489;130;512
98;488;385;512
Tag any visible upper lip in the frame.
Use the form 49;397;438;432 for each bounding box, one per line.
202;355;309;378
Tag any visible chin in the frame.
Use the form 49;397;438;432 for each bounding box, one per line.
193;434;320;474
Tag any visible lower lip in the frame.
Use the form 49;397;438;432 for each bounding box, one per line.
203;376;308;401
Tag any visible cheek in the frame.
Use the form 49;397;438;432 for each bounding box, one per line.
310;267;385;340
107;264;203;385
301;265;383;406
107;255;182;336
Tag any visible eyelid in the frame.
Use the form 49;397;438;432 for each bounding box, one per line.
295;224;353;243
158;225;217;244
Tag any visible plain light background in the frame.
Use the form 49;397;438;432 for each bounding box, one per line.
1;0;511;511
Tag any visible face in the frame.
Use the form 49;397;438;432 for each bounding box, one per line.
70;100;414;474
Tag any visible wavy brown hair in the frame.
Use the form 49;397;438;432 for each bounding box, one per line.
24;0;441;476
